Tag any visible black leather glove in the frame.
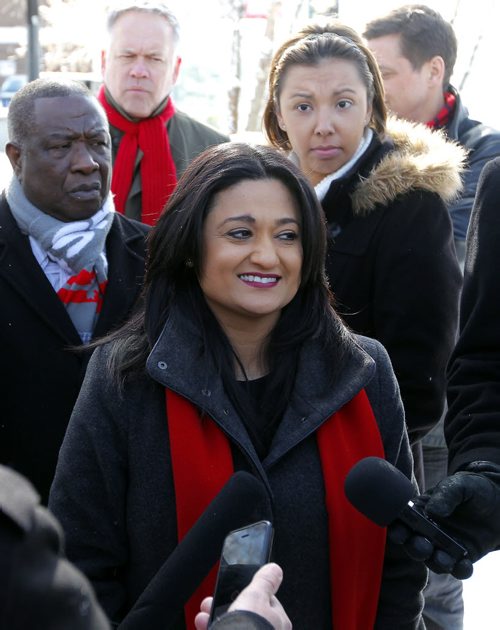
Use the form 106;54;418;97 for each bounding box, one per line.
388;461;500;579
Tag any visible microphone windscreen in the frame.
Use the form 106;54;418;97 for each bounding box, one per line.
119;471;272;630
344;456;415;526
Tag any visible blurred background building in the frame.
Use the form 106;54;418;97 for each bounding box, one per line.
1;0;499;134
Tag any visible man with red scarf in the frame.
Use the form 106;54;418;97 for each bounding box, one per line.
364;4;500;268
99;2;229;226
365;6;500;630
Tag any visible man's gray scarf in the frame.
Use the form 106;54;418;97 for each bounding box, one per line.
6;176;114;278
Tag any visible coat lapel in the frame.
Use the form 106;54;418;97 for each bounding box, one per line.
93;214;148;338
0;197;82;346
145;311;376;477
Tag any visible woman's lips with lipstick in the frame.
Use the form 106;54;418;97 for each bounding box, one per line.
238;273;281;287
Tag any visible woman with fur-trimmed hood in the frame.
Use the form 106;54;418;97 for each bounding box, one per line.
264;25;465;456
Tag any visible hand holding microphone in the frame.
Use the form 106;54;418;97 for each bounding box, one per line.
418;461;500;569
344;457;476;579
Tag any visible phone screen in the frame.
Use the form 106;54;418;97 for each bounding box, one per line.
209;520;273;625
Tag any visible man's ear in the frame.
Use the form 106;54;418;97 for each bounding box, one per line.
172;55;182;86
5;142;22;178
428;55;446;87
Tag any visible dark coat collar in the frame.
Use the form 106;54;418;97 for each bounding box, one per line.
445;84;469;140
145;307;376;471
93;212;148;338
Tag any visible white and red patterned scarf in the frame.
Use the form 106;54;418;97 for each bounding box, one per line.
7;176;114;343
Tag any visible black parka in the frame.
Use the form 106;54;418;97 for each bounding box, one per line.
446;156;500;472
321;118;465;444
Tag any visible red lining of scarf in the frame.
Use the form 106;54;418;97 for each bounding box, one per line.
57;269;107;312
166;387;386;630
97;86;177;225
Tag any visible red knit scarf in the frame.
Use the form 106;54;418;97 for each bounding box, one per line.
97;86;177;225
166;388;386;630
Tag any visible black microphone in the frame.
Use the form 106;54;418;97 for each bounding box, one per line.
118;471;272;630
344;457;468;562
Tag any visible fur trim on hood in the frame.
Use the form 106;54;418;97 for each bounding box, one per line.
351;117;467;216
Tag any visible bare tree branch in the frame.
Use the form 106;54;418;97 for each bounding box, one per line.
457;0;494;91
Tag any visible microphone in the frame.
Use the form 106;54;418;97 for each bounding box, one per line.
118;471;272;630
344;457;468;562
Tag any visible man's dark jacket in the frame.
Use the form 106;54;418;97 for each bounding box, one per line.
445;85;500;241
0;195;149;504
446;157;500;472
0;465;110;630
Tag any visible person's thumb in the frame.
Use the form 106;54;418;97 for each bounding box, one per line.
249;563;283;597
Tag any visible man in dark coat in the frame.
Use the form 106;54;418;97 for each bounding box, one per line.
392;158;500;590
364;4;500;265
365;8;500;628
98;2;229;225
436;157;500;561
446;158;500;472
0;78;149;505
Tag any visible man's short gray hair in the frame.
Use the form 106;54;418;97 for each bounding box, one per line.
107;2;180;45
8;78;97;148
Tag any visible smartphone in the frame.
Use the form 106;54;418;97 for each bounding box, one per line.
209;520;274;625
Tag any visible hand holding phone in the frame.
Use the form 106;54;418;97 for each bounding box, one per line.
209;520;274;625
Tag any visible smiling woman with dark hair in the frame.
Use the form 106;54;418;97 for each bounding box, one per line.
50;142;426;629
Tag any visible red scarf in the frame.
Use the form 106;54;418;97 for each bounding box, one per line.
427;90;456;129
166;388;386;630
97;86;177;225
